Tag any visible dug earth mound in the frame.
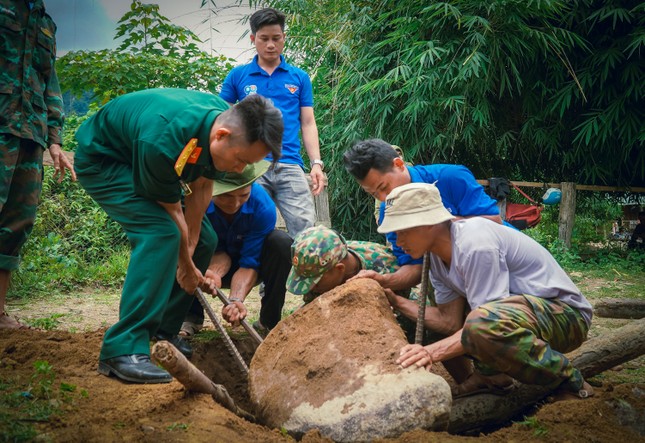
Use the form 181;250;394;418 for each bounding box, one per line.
249;279;452;441
0;279;644;442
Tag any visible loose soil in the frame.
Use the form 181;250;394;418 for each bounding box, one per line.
1;290;644;442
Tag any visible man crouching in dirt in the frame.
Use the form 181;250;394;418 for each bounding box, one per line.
180;160;292;337
286;225;402;305
74;89;283;384
379;183;594;401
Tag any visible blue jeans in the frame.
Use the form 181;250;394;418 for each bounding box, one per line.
256;162;315;237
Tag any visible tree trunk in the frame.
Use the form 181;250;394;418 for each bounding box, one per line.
448;318;645;434
594;298;645;319
558;182;577;248
151;341;256;422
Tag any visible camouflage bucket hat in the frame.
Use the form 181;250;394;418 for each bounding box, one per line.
287;226;348;295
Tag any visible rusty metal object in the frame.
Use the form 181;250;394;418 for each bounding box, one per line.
195;288;249;375
415;252;435;345
212;286;264;346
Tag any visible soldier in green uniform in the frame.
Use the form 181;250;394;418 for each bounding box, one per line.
74;89;283;384
287;225;400;303
0;0;75;329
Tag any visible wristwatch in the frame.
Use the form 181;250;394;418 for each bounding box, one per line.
311;159;325;171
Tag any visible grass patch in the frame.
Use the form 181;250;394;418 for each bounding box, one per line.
516;416;549;437
0;361;88;442
27;314;67;331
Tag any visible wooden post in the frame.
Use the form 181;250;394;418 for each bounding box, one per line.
558;182;576;248
312;173;331;227
276;173;331;230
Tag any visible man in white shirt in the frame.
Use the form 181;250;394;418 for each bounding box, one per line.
380;182;594;400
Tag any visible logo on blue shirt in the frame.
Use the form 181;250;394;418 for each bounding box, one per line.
285;84;299;94
244;85;258;96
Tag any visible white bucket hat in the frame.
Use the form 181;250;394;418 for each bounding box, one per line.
377;182;455;233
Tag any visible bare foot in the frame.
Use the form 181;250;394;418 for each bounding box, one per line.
550;380;595;402
0;313;29;330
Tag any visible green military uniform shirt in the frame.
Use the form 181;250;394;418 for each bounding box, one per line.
75;88;229;203
346;240;400;275
301;240;400;303
0;0;64;147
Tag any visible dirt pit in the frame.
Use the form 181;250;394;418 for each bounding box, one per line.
1;327;644;443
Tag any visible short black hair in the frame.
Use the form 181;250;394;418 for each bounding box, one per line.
343;139;399;180
220;95;283;161
249;8;285;34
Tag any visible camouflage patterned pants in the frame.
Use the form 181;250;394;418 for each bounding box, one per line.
0;134;43;270
461;294;589;391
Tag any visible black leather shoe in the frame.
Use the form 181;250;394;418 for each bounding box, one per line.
98;354;172;384
154;332;193;359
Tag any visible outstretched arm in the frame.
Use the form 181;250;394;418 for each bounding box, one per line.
396;329;465;370
350;264;422;292
385;289;467;336
156;200;202;294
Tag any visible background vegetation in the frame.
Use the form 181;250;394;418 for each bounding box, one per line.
9;0;644;298
255;0;644;238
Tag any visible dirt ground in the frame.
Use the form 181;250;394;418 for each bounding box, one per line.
1;291;644;442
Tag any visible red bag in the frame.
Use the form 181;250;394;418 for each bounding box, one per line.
505;182;543;230
506;202;542;230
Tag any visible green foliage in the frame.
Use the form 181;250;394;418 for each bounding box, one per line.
12;110;129;298
257;0;644;239
517;416;549;437
30;361;55;399
525;197;645;278
28;314;66;331
57;0;235;104
58;49;234;105
13;165;129;297
166;422;190;431
115;1;201;56
0;362;87;442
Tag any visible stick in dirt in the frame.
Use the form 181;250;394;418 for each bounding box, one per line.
415;252;434;344
212;286;264;345
151;341;256;422
195;288;249;375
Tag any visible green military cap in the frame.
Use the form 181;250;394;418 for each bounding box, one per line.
287;226;348;295
212;160;270;196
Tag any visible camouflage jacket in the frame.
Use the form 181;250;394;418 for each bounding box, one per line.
0;0;64;148
346;240;399;275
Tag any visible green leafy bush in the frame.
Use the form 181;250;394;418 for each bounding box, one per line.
12;110;129;297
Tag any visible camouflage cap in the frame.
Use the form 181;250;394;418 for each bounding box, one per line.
287;226;348;295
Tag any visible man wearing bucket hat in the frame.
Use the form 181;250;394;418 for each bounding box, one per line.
181;160;293;336
287;225;400;303
379;182;594;400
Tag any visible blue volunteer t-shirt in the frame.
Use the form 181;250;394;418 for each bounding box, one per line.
205;183;277;270
219;55;314;167
378;164;500;266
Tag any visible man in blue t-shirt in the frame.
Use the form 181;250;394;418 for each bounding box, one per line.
219;8;325;237
343;138;503;292
181;161;292;336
